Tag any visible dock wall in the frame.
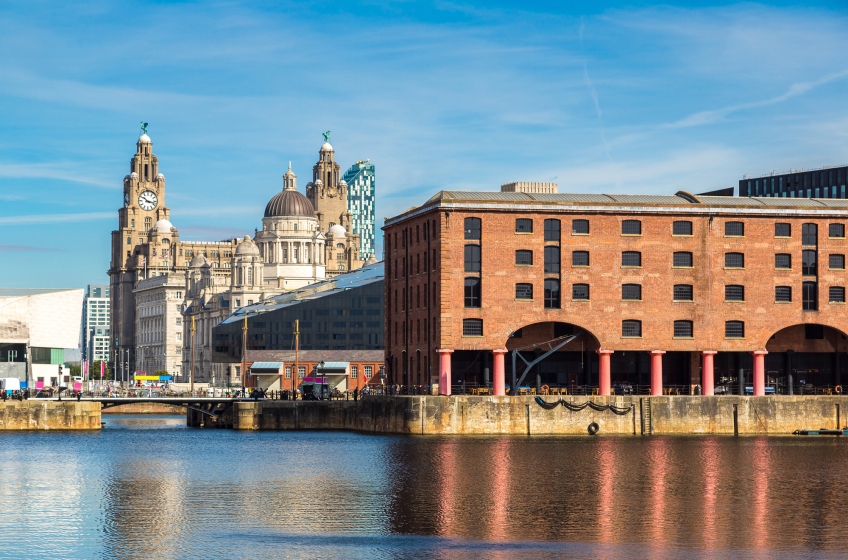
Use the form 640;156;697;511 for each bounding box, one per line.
207;395;848;435
0;401;101;430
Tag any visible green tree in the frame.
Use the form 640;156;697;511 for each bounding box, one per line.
89;360;113;380
154;369;169;377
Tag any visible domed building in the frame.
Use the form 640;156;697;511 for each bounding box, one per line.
255;163;327;289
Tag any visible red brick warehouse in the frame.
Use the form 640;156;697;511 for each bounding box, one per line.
384;185;848;397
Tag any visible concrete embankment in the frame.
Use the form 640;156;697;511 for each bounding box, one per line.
0;400;101;430
191;395;848;435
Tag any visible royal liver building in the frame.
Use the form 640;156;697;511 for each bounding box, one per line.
108;130;371;382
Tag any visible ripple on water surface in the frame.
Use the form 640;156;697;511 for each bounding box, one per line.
1;416;847;558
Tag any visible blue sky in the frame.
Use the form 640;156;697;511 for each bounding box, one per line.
1;1;847;288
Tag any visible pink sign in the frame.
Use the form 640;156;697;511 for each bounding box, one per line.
36;381;44;390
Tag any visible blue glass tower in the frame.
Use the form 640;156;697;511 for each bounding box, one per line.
343;160;376;260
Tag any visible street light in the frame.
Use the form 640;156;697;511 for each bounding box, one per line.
319;360;326;400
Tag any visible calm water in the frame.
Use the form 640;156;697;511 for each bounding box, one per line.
1;415;847;559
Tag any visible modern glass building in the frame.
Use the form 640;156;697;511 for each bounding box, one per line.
82;284;111;362
739;165;848;198
212;262;384;362
343;160;376;260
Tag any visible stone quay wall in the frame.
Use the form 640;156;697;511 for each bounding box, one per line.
0;401;101;430
204;395;848;435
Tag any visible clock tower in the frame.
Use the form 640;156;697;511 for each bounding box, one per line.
108;132;172;370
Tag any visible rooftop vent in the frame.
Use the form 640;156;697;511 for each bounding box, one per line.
501;182;558;194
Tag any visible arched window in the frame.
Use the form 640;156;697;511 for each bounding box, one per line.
464;218;481;240
293;223;298;231
337;243;345;249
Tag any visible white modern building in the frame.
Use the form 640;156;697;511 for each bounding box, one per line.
0;288;84;388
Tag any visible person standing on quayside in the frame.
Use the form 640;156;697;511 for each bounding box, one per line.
353;387;358;402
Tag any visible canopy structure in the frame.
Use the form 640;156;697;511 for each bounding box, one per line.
315;362;349;375
134;375;173;381
249;362;284;376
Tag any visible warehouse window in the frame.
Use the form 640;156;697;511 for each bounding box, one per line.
622;251;642;267
544;219;561;242
673;320;693;338
515;283;533;300
622;284;642;301
725;252;744;268
803;281;818;311
464;245;481;272
464;217;481;240
673;284;693;301
622;320;642;338
775;223;791;237
544;279;560;309
802;223;818;246
830;286;846;303
725;221;744;236
515;219;533;233
673;252;693;267
672;221;692;236
572;251;589;267
515;250;533;265
622;220;641;235
572;283;589;301
775;286;792;303
829;223;845;239
572;219;589;234
544;247;560;273
725;285;745;301
802;250;817;276
830;254;845;270
462;319;483;336
775;253;791;269
725;321;745;338
464;278;481;308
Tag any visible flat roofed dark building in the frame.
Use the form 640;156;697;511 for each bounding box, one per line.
740;166;848;199
212;262;384;363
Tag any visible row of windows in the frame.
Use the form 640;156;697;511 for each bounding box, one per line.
462;318;753;339
464;218;846;240
464;280;846;307
466;247;846;272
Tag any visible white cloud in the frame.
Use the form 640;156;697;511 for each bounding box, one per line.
0;211;113;226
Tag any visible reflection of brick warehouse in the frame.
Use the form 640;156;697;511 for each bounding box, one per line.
384;189;848;396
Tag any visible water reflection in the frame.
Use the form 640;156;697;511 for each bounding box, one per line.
2;419;848;558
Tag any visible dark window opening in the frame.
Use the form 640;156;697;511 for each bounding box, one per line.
673;284;693;301
830;223;845;238
830;254;845;269
622;320;642;337
673;252;693;267
515;219;533;233
544;246;560;273
803;281;818;311
830;286;846;303
572;283;589;300
725;221;744;236
725;252;744;268
802;223;818;246
544;279;560;309
725;321;745;338
572;219;589;234
673;221;692;235
464;245;481;272
775;286;792;302
464;278;481;308
515;283;533;300
572;251;589;267
775;223;791;237
462;319;483;336
673;320;693;338
622;251;642;267
622;284;642;301
802;250;817;276
464;217;481;240
544;219;561;242
622;220;641;235
725;285;744;301
775;253;791;269
515;250;533;265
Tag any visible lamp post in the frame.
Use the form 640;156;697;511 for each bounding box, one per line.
319;360;326;400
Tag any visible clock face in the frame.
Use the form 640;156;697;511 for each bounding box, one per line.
138;190;158;211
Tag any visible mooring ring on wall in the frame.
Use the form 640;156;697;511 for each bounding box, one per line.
587;422;600;435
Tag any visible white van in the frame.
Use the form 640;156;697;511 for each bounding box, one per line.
0;378;21;394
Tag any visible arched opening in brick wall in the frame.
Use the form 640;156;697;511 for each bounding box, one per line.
758;323;848;394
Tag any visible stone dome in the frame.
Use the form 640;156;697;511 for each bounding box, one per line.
154;219;174;233
338;179;347;188
264;189;314;218
189;254;209;268
235;235;260;256
138;134;151;144
157;173;165;179
320;142;333;152
328;224;346;238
